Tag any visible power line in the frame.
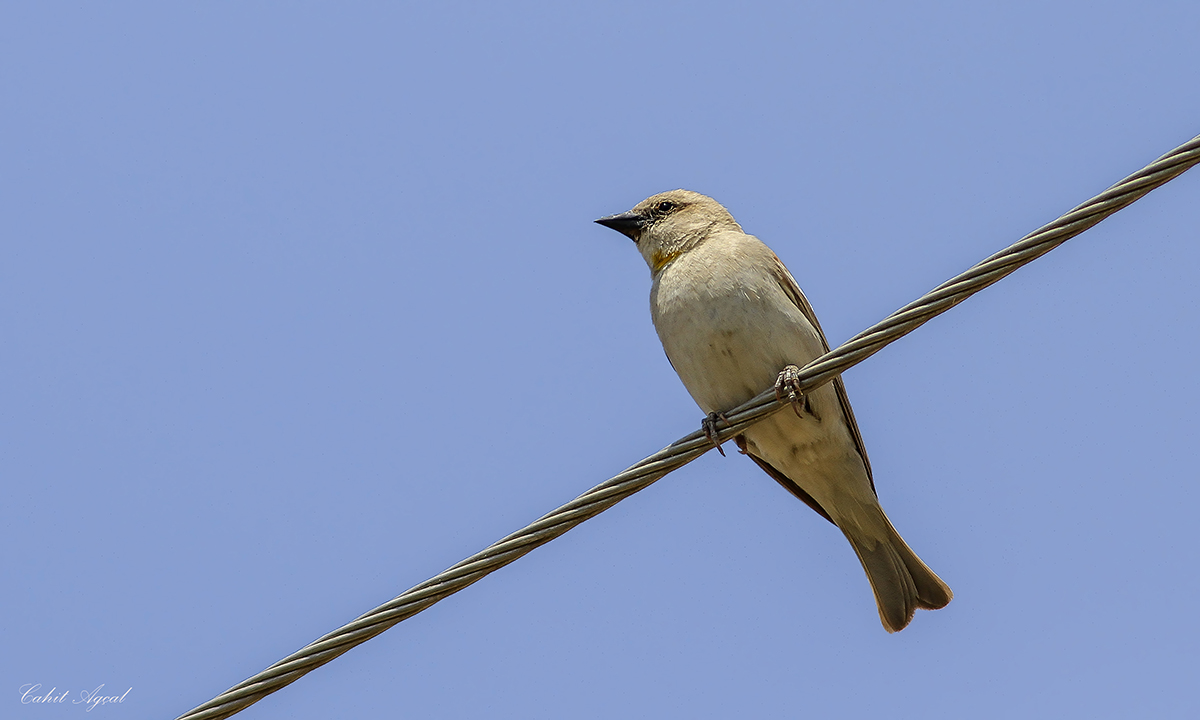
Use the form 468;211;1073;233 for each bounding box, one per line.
176;133;1200;720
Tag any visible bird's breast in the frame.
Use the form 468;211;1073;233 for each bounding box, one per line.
649;254;824;414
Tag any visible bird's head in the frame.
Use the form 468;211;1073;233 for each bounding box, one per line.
595;189;741;275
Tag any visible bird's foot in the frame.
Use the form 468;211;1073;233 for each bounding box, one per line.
702;411;729;457
734;434;750;455
775;365;806;418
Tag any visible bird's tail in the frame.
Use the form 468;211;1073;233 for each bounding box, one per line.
839;504;952;633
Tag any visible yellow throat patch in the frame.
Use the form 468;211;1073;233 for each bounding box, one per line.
650;247;682;275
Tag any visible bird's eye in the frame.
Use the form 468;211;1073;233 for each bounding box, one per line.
656;201;675;213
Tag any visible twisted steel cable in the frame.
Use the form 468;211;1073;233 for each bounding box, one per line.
177;133;1200;720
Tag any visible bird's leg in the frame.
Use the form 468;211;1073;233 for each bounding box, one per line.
702;411;728;457
775;364;806;418
734;434;750;455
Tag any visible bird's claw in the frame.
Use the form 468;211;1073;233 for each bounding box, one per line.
775;365;805;418
702;411;728;456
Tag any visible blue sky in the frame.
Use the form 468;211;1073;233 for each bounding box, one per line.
4;2;1199;718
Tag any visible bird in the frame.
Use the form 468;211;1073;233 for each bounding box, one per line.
596;189;951;632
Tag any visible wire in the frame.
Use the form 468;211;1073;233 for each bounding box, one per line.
175;133;1200;720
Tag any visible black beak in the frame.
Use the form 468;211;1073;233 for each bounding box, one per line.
594;211;644;241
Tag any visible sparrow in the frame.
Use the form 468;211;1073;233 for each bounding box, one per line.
597;189;951;632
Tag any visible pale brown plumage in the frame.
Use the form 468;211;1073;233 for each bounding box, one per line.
597;189;951;632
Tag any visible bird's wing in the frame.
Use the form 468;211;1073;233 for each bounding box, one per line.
767;252;877;496
736;436;835;523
